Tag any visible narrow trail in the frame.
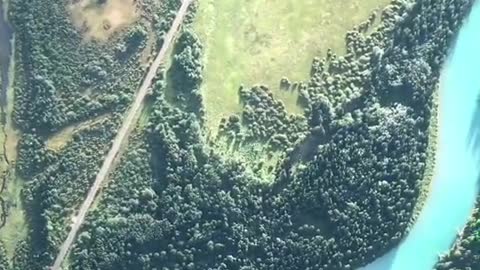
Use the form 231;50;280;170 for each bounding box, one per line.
50;1;193;269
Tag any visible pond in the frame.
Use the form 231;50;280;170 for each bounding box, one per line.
361;1;480;269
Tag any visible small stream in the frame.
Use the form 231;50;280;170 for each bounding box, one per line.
0;0;12;111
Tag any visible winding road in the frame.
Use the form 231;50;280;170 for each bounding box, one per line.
50;1;193;269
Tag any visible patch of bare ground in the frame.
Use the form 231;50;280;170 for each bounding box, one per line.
45;114;111;152
69;0;140;41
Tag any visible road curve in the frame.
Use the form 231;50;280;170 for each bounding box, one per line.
50;1;193;269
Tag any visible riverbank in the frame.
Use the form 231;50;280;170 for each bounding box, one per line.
409;85;440;227
435;198;480;268
361;1;480;268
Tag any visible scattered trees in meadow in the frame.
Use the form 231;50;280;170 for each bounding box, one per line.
67;0;476;269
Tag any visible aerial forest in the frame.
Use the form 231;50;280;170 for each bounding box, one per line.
0;0;478;269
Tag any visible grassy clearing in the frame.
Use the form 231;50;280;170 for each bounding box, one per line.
0;30;26;258
0;172;26;259
69;0;139;41
195;0;392;133
138;97;154;129
160;41;177;105
45;114;111;152
46;125;76;152
4;33;18;163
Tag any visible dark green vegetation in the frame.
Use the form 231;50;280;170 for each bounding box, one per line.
0;0;185;268
0;242;8;270
167;29;204;119
10;0;177;132
68;1;475;270
435;201;480;270
220;86;309;151
2;0;478;269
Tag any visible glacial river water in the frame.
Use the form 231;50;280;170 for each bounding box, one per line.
361;1;480;270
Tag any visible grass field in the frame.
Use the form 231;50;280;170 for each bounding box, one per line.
195;0;392;133
0;172;26;258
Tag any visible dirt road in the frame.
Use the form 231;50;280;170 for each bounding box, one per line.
50;1;193;269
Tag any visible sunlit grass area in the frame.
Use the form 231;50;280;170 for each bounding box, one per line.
195;0;391;133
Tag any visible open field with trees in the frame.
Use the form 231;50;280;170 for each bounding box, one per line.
2;0;480;269
69;1;476;269
195;0;392;133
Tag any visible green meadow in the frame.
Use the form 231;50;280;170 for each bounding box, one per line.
194;0;391;133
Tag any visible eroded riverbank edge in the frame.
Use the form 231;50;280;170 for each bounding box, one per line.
408;85;440;227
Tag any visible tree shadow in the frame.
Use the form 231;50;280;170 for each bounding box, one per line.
467;94;480;212
467;95;480;175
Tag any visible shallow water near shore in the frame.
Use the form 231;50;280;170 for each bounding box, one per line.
361;1;480;270
0;0;12;108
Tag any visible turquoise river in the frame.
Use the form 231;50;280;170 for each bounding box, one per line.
362;1;480;270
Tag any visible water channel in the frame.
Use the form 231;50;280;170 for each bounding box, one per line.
362;1;480;269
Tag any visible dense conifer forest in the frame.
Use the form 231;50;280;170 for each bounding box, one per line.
0;0;479;269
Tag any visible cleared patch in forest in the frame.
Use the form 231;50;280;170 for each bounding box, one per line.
45;114;110;152
195;0;391;134
69;0;139;41
211;136;284;183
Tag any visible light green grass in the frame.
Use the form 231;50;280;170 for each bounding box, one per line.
45;113;110;152
5;34;18;163
195;0;391;133
0;19;26;259
0;172;27;259
138;98;154;129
